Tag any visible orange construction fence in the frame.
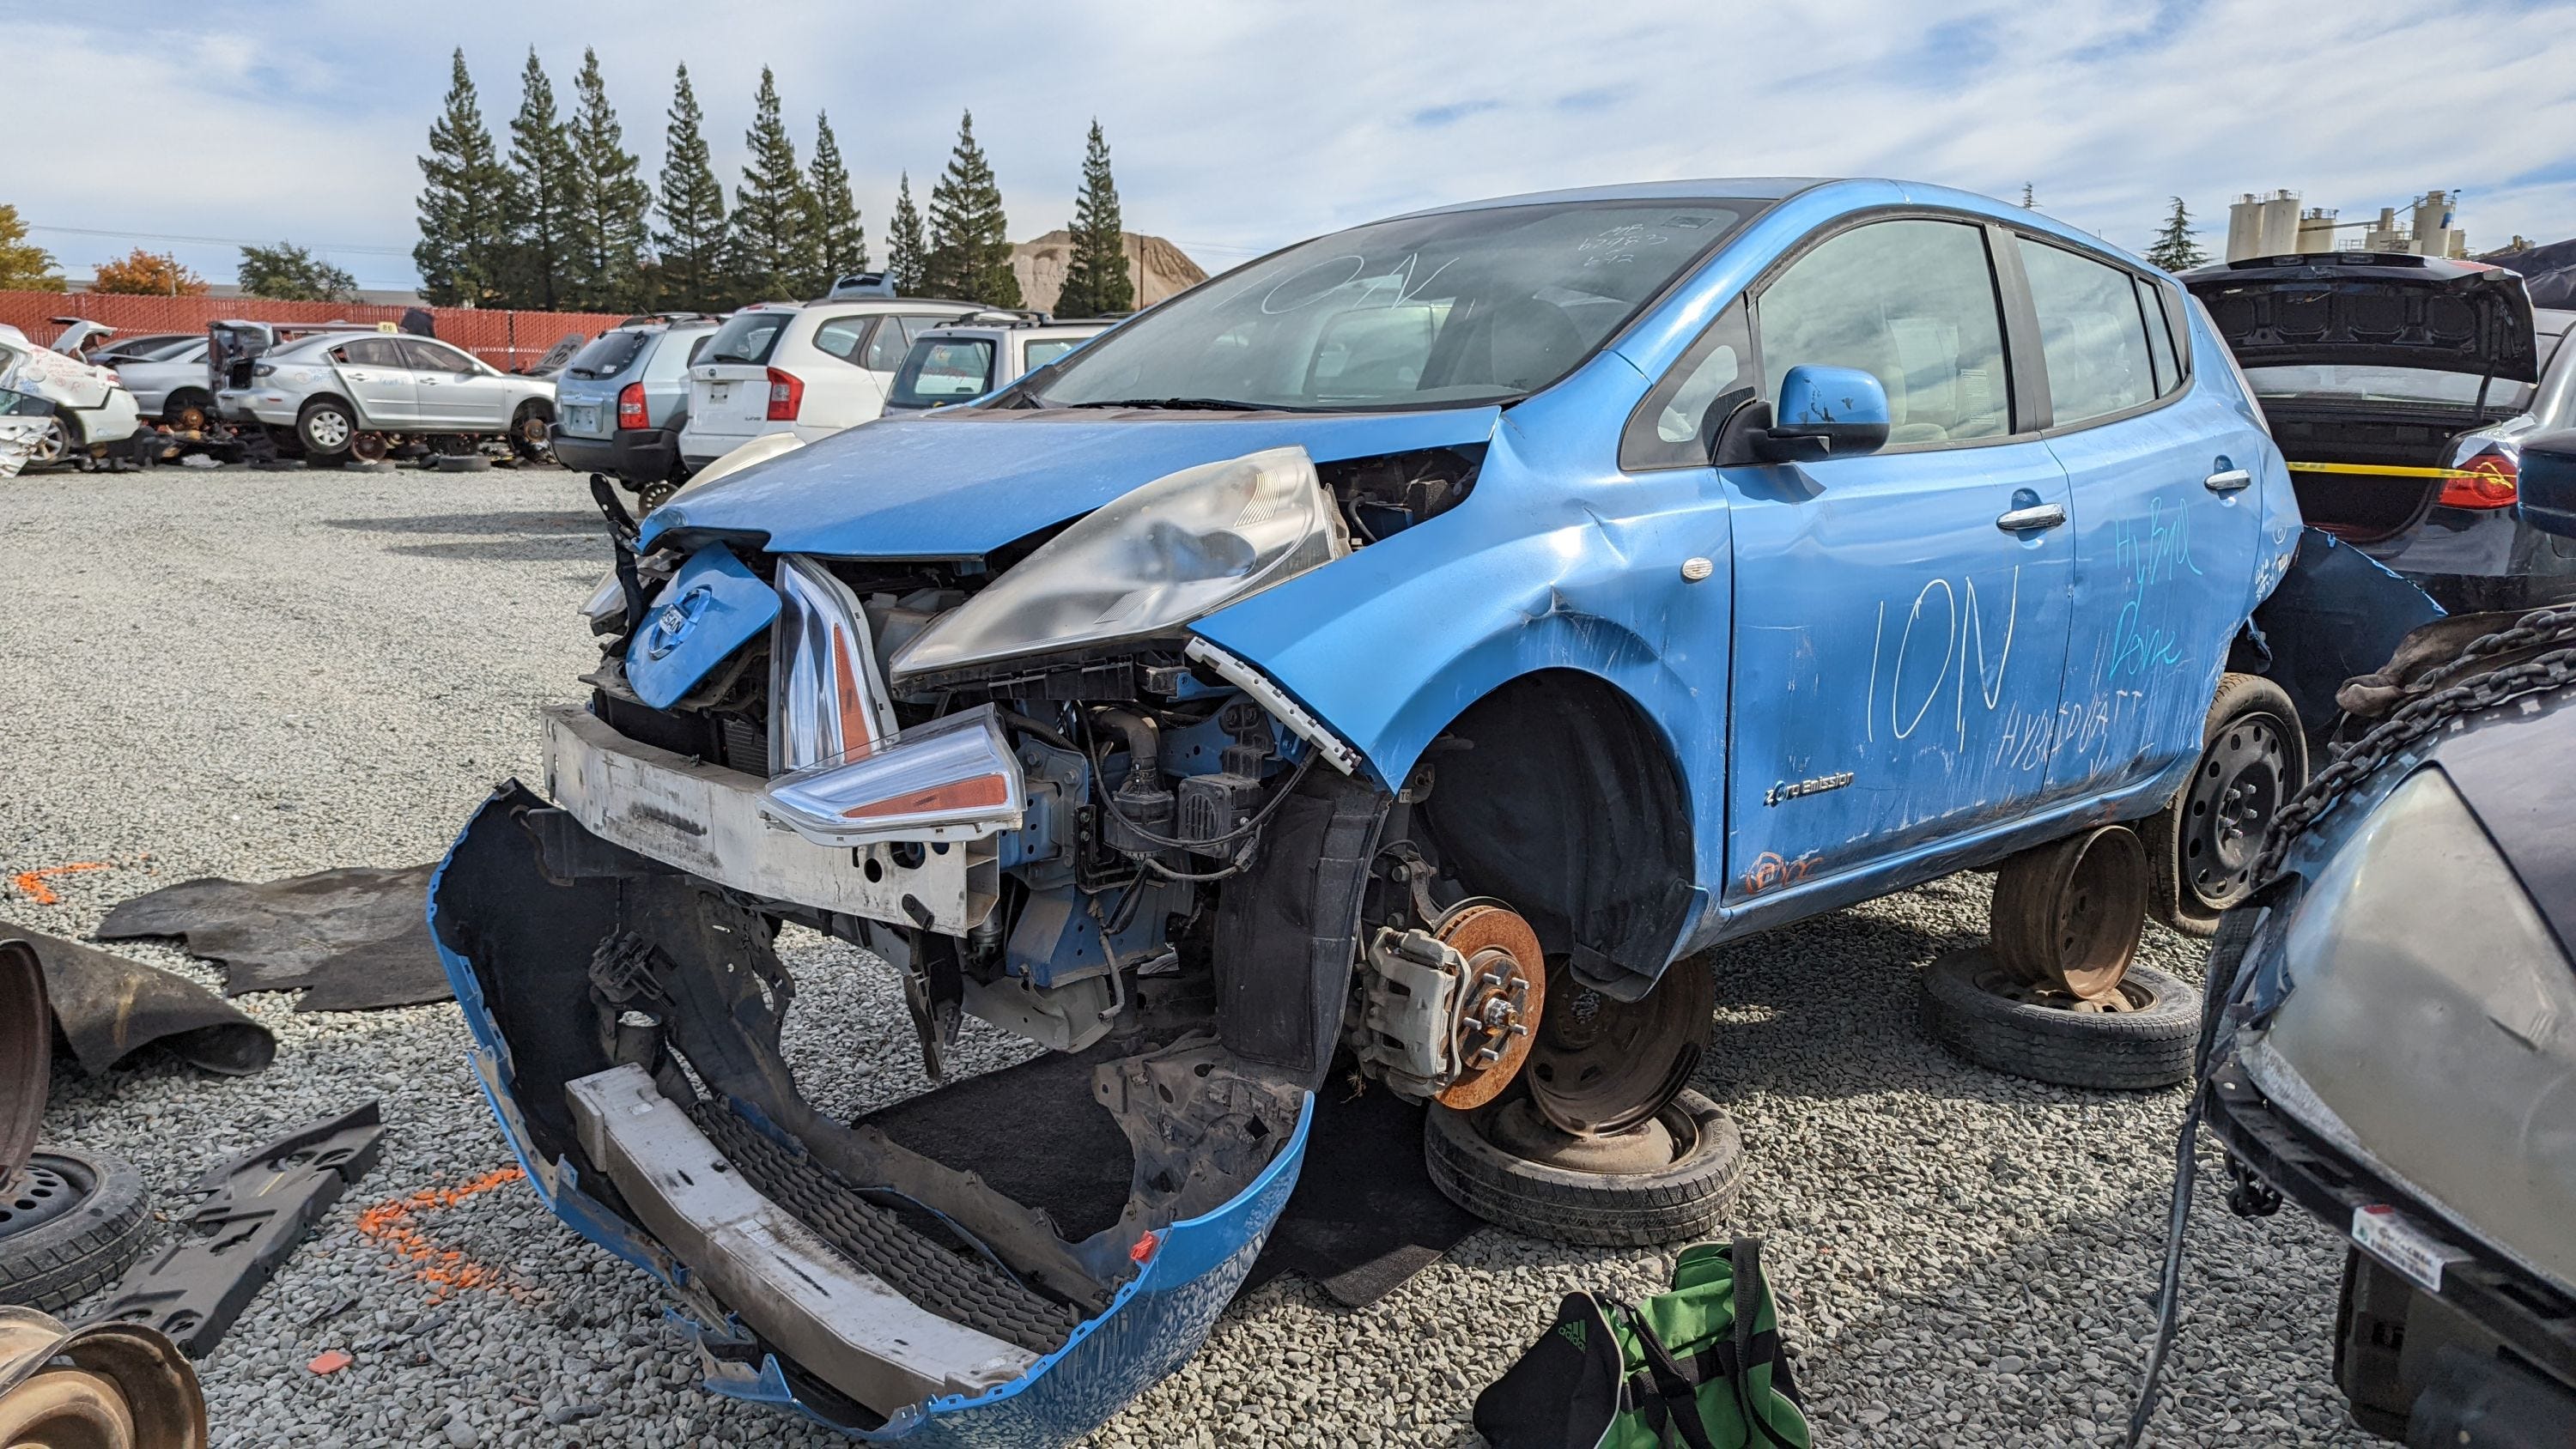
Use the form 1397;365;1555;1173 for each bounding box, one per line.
0;290;633;373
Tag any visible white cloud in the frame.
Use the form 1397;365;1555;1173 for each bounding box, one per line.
13;0;2576;290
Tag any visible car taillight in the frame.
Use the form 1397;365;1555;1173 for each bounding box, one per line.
617;382;647;429
2438;451;2518;510
766;367;803;421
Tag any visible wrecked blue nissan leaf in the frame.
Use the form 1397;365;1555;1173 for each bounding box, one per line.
432;178;2314;1439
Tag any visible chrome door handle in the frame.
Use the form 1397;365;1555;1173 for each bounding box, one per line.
1995;502;2066;532
2204;468;2252;493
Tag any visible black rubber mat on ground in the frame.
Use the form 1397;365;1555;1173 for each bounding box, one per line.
96;864;450;1012
696;1104;1078;1355
862;1057;1479;1309
3;922;276;1075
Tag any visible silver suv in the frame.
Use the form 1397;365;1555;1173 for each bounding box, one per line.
882;318;1111;411
550;316;720;497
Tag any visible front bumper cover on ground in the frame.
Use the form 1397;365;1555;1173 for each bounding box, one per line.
428;784;1315;1443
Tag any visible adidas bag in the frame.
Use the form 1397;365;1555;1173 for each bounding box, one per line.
1473;1239;1810;1449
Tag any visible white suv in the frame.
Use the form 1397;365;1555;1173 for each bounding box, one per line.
677;299;1004;468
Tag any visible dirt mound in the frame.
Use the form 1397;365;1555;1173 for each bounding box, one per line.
1010;231;1208;317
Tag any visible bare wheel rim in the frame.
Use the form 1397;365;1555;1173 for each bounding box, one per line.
349;432;388;464
2183;710;2290;912
34;419;69;463
1522;957;1711;1136
0;1367;138;1449
0;943;46;1179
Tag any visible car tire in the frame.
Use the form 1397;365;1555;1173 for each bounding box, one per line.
295;398;355;458
0;1145;153;1313
2140;674;2306;938
510;403;554;464
1425;1088;1744;1246
1920;948;2198;1090
31;414;77;467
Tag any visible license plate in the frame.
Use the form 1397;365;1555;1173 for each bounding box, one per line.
2351;1204;2467;1292
707;384;730;403
566;404;598;433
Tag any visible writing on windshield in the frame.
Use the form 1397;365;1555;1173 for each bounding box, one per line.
1032;199;1755;412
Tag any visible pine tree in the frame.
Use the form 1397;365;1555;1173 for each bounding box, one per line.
886;172;927;294
504;49;581;310
804;112;866;294
0;206;64;292
2144;197;2208;273
1054;119;1133;318
651;64;730;312
414;50;518;307
567;48;651;312
922;111;1020;306
730;67;819;301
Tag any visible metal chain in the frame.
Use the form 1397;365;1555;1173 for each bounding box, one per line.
2252;604;2576;885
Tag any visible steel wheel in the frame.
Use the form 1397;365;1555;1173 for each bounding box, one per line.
0;1308;205;1449
0;943;46;1182
349;432;389;464
2181;706;2293;912
1522;956;1712;1136
1991;825;2148;1001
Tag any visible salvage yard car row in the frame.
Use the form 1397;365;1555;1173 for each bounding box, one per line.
12;173;2576;1448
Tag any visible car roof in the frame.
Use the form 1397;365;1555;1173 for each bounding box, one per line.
1388;177;1830;221
916;323;1106;341
737;297;987;314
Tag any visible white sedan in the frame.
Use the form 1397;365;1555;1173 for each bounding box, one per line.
0;324;142;468
216;332;556;460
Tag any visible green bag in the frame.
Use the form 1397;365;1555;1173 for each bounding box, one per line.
1473;1239;1812;1449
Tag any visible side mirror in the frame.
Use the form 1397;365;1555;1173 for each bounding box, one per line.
1758;365;1890;460
2516;429;2576;541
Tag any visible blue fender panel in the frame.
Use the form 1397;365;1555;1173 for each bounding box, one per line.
626;543;780;709
429;797;1314;1447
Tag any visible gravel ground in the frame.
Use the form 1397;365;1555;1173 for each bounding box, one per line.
3;462;2372;1446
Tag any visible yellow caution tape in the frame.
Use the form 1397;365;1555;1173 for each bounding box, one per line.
2286;460;2486;481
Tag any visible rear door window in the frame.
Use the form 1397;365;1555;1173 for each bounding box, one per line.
1024;338;1084;369
1755;218;2013;446
402;339;481;373
336;337;407;367
2018;238;2157;426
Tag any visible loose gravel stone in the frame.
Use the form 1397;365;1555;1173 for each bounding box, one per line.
3;465;2371;1446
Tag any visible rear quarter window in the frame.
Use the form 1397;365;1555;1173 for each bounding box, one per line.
702;312;789;367
811;316;874;363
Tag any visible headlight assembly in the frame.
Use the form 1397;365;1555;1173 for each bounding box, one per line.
2256;765;2576;1290
888;446;1347;679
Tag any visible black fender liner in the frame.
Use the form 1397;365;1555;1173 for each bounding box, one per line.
1212;767;1391;1085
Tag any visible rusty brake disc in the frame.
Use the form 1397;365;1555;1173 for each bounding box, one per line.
0;941;49;1185
1428;904;1544;1111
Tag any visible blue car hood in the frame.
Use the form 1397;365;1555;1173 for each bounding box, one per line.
639;406;1503;559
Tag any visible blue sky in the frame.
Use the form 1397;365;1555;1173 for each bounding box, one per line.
14;0;2576;293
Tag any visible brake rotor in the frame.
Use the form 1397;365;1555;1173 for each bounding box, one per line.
349;432;390;464
1428;904;1544;1110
